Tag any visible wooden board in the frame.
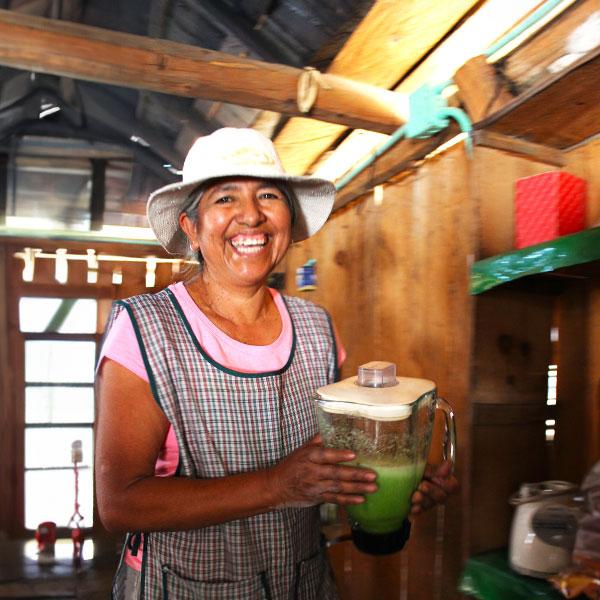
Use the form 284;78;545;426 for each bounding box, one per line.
0;9;405;134
469;285;554;552
565;135;600;227
470;416;547;553
503;0;600;92
3;245;24;536
480;47;600;148
292;0;560;178
471;287;554;405
587;280;600;467
332;128;458;211
564;136;600;472
0;246;13;536
553;282;590;483
329;128;564;215
274;0;480;173
454;56;515;122
285;143;476;599
472;131;565;166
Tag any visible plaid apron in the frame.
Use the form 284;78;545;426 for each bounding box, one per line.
106;288;340;600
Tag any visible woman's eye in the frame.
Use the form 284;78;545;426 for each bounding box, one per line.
259;192;282;200
215;195;233;204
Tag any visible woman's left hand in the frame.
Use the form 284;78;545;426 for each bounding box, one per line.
410;461;459;516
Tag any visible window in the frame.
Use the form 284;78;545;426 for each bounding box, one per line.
8;156;92;229
19;298;97;530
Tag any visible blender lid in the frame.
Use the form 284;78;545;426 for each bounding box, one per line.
316;361;435;420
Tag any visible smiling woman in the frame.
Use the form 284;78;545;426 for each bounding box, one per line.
94;127;458;599
95;128;365;600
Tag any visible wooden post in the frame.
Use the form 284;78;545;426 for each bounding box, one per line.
0;153;7;227
90;159;106;232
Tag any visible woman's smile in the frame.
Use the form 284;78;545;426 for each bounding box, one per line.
229;233;270;254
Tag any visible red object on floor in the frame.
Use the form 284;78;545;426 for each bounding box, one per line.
515;171;587;249
71;526;84;566
35;521;57;552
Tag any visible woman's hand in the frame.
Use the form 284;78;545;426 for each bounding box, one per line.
410;461;459;516
268;435;378;508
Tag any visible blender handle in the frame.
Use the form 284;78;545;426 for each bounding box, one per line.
435;397;457;474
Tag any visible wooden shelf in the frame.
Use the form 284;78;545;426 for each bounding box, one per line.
470;227;600;295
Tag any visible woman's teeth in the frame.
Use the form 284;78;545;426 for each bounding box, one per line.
230;236;267;254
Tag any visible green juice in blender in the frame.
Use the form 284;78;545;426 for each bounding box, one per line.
315;361;456;553
346;462;426;534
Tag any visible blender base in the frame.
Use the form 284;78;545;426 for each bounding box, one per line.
351;519;412;555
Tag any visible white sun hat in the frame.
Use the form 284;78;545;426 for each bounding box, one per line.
147;127;336;255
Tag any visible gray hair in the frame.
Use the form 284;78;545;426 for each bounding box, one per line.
181;187;205;272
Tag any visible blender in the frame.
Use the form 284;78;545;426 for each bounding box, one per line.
315;361;456;554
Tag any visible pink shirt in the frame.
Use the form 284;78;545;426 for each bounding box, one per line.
98;282;345;569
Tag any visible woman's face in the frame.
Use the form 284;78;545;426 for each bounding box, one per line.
181;177;292;290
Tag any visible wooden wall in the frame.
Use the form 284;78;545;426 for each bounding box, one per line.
286;143;477;600
564;136;600;472
285;136;600;598
469;146;561;555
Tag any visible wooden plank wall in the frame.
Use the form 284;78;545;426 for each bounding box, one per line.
469;146;560;555
564;136;600;473
285;143;477;600
286;137;600;598
0;245;14;540
469;140;600;552
469;284;554;554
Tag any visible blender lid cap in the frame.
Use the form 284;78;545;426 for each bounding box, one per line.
316;365;435;420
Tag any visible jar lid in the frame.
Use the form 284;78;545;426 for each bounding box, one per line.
316;362;435;421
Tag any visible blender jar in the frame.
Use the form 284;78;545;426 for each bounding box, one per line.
315;361;456;554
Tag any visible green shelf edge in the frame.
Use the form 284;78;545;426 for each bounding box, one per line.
470;227;600;295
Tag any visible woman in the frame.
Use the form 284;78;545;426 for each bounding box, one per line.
96;127;457;599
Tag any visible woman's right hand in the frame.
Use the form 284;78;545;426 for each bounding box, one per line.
268;435;377;508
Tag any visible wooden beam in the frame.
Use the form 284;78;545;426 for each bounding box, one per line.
472;130;565;166
331;9;599;204
275;0;567;175
478;46;600;148
332;127;458;210
274;0;481;173
503;0;598;92
454;56;514;122
0;9;404;134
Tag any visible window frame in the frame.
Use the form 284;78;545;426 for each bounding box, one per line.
22;329;97;532
14;293;105;538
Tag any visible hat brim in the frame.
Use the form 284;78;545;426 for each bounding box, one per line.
147;169;336;255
